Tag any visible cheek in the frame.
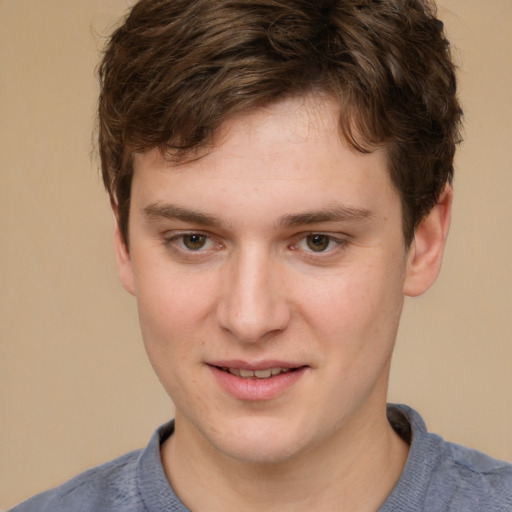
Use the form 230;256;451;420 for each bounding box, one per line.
135;246;215;310
299;261;405;348
133;263;217;356
134;271;213;405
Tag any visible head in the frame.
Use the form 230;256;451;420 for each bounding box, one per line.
98;0;461;468
98;0;462;248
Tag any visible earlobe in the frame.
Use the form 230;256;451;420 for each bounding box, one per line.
113;210;136;296
403;184;453;297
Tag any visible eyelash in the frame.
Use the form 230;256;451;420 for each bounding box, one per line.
163;231;349;258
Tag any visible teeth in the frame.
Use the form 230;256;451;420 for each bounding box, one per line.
255;369;272;378
226;367;292;379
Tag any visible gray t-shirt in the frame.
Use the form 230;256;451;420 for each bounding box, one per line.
10;404;512;511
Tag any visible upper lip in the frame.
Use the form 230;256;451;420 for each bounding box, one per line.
207;360;306;371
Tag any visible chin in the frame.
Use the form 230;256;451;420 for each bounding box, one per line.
220;437;303;465
204;415;313;465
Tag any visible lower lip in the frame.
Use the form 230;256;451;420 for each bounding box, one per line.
209;366;308;401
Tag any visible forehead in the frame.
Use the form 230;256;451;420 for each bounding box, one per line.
131;95;398;220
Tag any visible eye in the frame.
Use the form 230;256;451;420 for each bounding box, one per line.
292;233;345;254
165;232;218;252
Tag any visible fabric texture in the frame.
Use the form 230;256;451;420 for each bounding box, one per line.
10;404;512;511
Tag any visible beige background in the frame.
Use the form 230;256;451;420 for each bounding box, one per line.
1;0;511;508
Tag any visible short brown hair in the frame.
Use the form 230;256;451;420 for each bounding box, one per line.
98;0;462;245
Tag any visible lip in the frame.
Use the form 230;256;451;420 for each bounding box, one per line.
207;360;309;401
209;359;302;371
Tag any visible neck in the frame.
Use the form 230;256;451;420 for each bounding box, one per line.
161;402;409;512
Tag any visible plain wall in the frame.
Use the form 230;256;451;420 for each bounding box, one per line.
1;0;511;508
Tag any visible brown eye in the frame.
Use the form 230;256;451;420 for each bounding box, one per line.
182;234;207;250
306;234;330;252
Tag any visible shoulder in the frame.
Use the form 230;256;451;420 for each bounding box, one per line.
10;421;186;512
386;404;512;512
427;440;512;510
9;449;144;512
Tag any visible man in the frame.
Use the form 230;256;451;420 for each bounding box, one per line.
11;0;512;510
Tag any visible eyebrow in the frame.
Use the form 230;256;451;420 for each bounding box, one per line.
142;202;373;229
143;203;228;228
277;205;374;228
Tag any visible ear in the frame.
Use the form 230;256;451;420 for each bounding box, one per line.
112;205;136;296
403;184;453;297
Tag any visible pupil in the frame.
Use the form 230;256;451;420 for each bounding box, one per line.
308;235;329;251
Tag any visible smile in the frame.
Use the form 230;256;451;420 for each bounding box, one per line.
221;367;294;379
208;363;308;401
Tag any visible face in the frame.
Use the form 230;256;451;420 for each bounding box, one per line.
116;95;430;465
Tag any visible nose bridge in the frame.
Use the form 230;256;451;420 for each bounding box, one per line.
217;244;289;342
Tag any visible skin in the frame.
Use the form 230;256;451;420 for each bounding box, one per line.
114;95;452;511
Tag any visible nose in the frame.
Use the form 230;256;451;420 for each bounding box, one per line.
216;247;291;343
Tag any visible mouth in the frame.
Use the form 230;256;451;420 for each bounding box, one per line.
218;366;298;379
207;362;307;401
